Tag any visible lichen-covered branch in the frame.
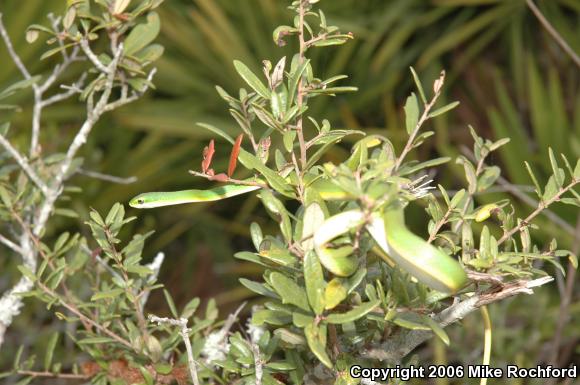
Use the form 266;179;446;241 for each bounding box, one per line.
361;277;553;362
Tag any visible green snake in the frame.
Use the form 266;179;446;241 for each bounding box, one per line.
130;180;468;294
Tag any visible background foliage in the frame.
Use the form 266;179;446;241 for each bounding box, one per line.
0;0;578;384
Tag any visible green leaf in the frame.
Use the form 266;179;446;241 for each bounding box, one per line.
477;166;500;192
233;60;270;99
89;210;106;227
542;176;559;201
429;101;459;118
259;189;292;243
404;93;419;135
303;251;326;315
133;43;164;62
124;12;161;56
239;278;279;299
273;25;298;45
323;278;348;310
17;265;36;282
574;159;580;179
44;332;59;371
480;225;491;261
125;265;153;276
423;316;449;346
548;148;564;187
252;102;283;131
274;328;306;346
196;122;234;144
326;299;380;324
13;345;24;369
304;322;332;368
392;312;431;330
524;161;542;198
54;208;79;218
90;288;124;301
308;86;358;94
292;312;314;328
301;202;325;251
269;272;310;312
287;59;310;107
181;297;200;319
410;67;427;104
457;156;477;194
252;309;291;326
78;337;116;344
399;157;451;176
0;76;42;99
40;43;76;60
250;222;263;251
238;149;295;198
163;289;178;318
283;130;296;152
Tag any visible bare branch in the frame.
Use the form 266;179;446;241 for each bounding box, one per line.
80;38;109;73
497;178;578;245
0;134;49;195
0;233;23;254
251;342;263;385
394;71;445;172
460;146;575;236
103;68;158;112
526;0;580;68
0;233;35;347
361;276;554;362
149;315;200;385
40;72;86;107
0;14;33;80
17;370;89;380
34;44;124;235
77;168;137;184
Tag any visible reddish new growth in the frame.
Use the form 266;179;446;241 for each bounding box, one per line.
199;134;243;181
228;134;243;177
201;139;215;175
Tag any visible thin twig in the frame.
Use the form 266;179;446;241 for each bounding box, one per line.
0;233;23;254
103;68;157;112
0;134;49;195
497;178;579;245
17;370;89;380
34;44;124;236
251;342;263;385
0;14;33;80
78;168;138;184
37;281;134;349
295;0;307;169
149;315;200;385
40;72;86;107
79;38;109;73
460;146;576;236
394;72;445;172
526;0;580;68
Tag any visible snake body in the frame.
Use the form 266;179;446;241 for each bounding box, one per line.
129;185;261;208
130;180;468;294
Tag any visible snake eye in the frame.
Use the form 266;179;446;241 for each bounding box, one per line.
137;199;144;204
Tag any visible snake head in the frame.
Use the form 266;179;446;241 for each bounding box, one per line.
128;194;148;209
